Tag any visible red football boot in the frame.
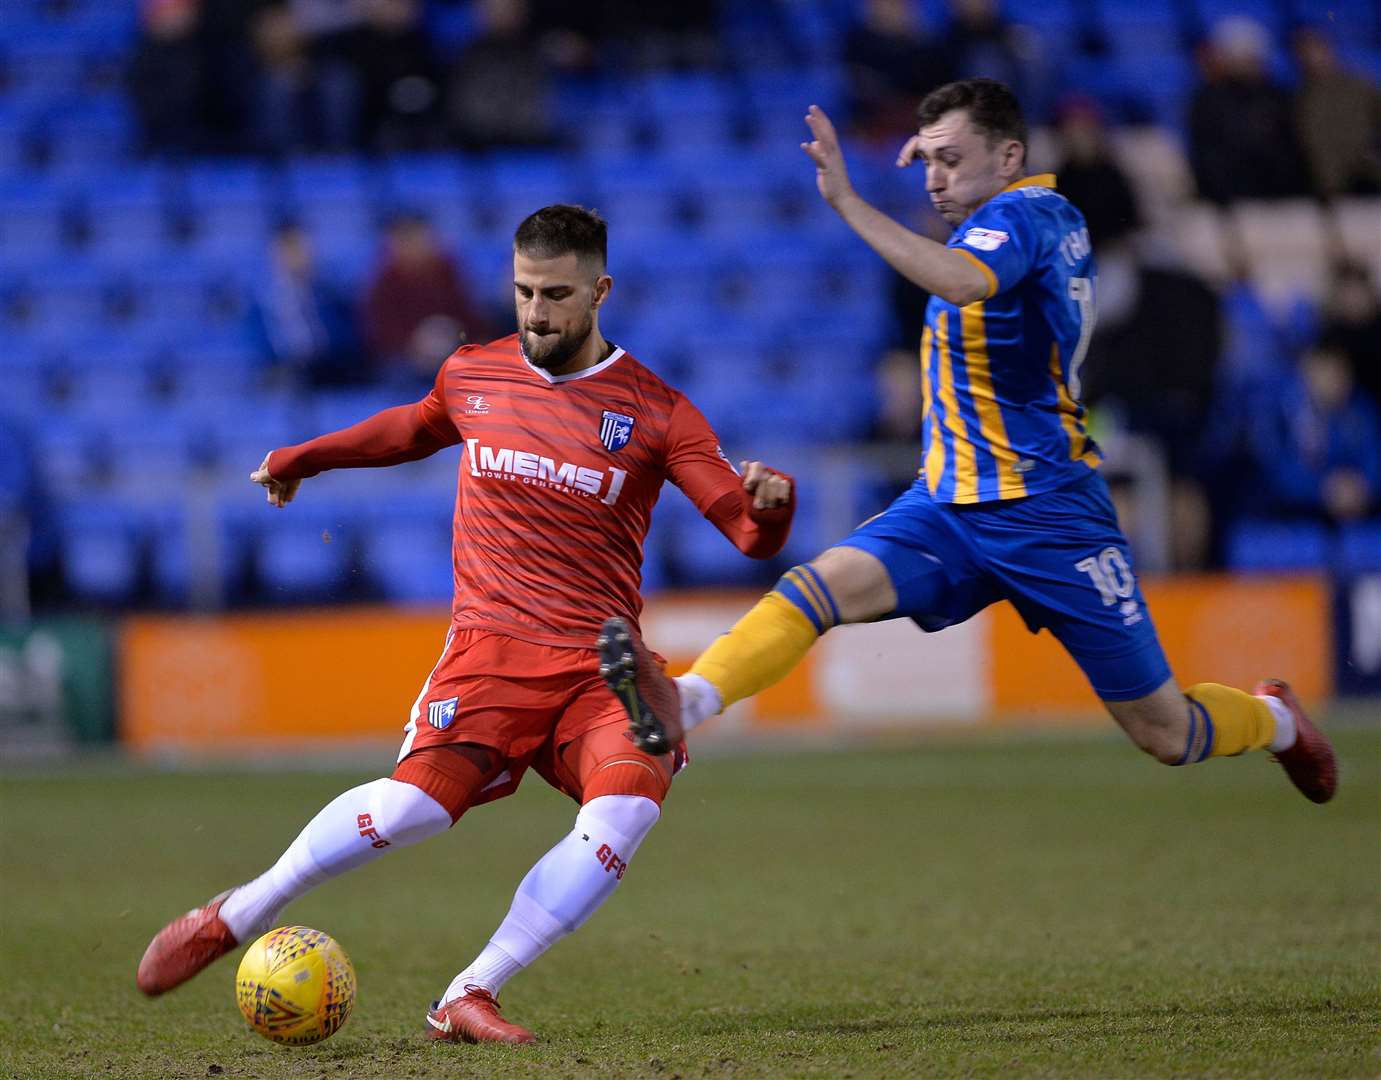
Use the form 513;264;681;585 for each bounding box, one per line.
1255;679;1337;804
597;616;682;755
136;890;239;996
425;987;536;1044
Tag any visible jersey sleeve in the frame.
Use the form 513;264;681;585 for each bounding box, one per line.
268;359;460;480
664;394;795;559
416;355;456;441
950;196;1040;299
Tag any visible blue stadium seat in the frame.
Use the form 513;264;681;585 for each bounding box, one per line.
44;97;136;176
18;262;114;345
79;165;174;265
1338;522;1381;573
1226;521;1330;573
254;505;357;601
362;515;453;605
57;499;145;604
176;160;274;262
0;179;69;266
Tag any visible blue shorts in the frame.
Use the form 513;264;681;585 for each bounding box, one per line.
837;471;1172;701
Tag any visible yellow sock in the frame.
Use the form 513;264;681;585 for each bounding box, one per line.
689;585;825;709
1184;683;1274;760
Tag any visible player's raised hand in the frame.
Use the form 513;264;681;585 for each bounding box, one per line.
800;104;855;207
896;133;924;169
740;461;792;511
250;453;302;508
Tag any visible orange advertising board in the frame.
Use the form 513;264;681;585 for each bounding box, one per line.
119;576;1333;752
120;609;449;753
990;575;1332;714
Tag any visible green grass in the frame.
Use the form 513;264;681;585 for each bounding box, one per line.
1;727;1378;1079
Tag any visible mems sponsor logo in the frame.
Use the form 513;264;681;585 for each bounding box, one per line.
464;439;628;505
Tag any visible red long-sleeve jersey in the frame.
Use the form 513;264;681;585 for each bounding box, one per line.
270;334;795;647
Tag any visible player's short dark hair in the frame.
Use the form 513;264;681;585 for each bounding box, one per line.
514;205;607;271
917;78;1028;149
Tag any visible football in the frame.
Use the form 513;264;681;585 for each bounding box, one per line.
235;926;356;1046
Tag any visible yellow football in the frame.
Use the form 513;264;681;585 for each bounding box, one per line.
235;926;356;1046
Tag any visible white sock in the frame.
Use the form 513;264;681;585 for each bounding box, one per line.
220;778;451;942
443;794;660;1001
674;672;722;733
1260;694;1297;752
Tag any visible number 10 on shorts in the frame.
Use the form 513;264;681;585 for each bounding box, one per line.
1076;546;1136;606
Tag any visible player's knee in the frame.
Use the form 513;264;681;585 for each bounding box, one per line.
1122;715;1188;765
577;794;661;853
808;547;896;623
366;777;452;847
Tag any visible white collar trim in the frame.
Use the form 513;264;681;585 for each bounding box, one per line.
524;346;625;383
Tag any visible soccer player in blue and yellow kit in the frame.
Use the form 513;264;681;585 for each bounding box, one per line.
600;79;1336;804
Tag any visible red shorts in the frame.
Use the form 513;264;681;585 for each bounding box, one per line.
394;628;683;815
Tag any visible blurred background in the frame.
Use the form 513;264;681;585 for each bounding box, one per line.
0;0;1378;756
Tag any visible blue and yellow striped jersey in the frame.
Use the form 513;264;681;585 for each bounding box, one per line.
919;173;1101;504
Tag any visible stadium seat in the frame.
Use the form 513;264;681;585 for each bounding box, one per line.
78;165;175;266
1166;202;1233;284
255;508;357;602
17;262;115;346
1332;198;1381;285
176;160;274;262
1226;521;1331;573
57;499;146;604
1232;199;1330;314
1111;127;1194;221
44;97;136;177
1338;522;1381;574
0;179;69;267
361;515;453;605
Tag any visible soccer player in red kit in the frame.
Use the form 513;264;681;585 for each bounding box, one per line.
136;205;795;1044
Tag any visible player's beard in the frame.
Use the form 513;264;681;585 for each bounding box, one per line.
520;311;593;371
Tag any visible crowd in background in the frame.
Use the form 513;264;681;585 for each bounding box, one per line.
3;0;1380;611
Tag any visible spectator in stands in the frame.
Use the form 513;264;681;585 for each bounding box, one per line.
1080;239;1222;568
1051;94;1140;247
1188;16;1308;205
1293;27;1381;199
869;348;923;443
247;5;325;154
445;0;557;150
1321;260;1381;407
355;0;444;152
249;222;363;388
361;214;491;384
1247;336;1381;522
128;0;207;155
288;0;368;149
942;0;1053;122
843;0;955;144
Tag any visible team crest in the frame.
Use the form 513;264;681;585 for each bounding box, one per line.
427;696;458;729
599;410;635;452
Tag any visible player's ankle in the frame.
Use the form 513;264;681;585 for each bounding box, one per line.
675;673;722;732
1259;693;1296;752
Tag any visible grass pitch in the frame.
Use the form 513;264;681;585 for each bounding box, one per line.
1;726;1377;1079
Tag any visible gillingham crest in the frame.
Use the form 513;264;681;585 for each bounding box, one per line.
427;696;458;729
599;410;635;452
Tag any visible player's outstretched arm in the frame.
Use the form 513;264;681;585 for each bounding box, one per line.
801;104;990;306
251;400;461;508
